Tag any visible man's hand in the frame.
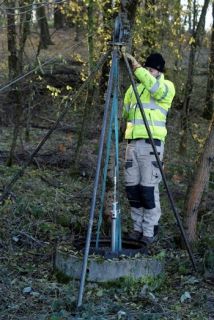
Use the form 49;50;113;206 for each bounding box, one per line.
125;53;141;69
125;53;137;64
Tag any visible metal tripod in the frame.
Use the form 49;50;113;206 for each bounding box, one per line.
77;14;197;308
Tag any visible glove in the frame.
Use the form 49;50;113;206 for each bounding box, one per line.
125;53;141;69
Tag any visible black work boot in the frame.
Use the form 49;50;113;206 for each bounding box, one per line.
141;235;156;244
128;230;142;241
141;225;159;245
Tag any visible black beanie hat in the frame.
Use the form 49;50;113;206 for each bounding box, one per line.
144;53;165;72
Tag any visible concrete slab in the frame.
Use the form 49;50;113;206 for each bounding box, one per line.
55;250;164;282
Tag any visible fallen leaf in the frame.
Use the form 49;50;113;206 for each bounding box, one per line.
172;174;183;184
58;143;66;153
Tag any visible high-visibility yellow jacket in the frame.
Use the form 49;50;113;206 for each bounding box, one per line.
123;67;175;142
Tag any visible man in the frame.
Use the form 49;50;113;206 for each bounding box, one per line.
122;52;175;244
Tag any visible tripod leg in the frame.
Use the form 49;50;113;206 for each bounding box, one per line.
77;49;119;307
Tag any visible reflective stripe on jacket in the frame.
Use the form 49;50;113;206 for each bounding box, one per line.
123;67;175;142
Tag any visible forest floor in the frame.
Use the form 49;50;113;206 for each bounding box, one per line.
0;27;214;320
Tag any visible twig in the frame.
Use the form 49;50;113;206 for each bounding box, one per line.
18;231;46;247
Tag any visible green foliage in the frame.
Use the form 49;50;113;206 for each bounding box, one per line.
178;263;189;275
62;0;119;58
131;0;198;102
154;250;166;261
54;270;71;284
209;171;214;190
103;274;166;294
0;164;90;243
133;1;184;58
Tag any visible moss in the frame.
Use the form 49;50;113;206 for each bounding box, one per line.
54;270;71;284
102;273;166;291
153;250;166;261
56;214;71;227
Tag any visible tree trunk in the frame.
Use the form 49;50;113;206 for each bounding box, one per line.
98;0;113;103
74;0;84;42
183;115;214;243
203;2;214;120
54;0;64;29
121;0;139;28
179;0;210;154
6;1;18;166
187;0;192;32
87;0;94;74
172;0;182;80
37;4;53;49
74;0;95;164
6;0;33;166
119;0;139;93
6;1;18;80
7;95;23;166
18;0;33;73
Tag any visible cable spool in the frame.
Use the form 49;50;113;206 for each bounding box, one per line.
112;14;130;45
113;16;121;43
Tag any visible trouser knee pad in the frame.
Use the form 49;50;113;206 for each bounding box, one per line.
126;185;141;208
140;185;155;209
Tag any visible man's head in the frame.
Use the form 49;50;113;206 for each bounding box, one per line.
144;53;165;77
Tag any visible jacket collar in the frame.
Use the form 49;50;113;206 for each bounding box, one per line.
157;73;164;81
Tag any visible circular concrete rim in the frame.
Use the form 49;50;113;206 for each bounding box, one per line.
55;249;164;282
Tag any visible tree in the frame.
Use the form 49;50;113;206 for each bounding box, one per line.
74;0;95;164
179;0;210;154
18;0;33;72
98;0;114;103
36;3;53;50
6;0;33;165
119;0;139;93
54;0;64;29
183;2;214;243
203;1;214;120
183;114;214;243
6;0;17;80
87;0;94;73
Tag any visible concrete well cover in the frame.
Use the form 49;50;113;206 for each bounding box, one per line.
55;250;164;282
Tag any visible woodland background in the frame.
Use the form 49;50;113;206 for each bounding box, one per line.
0;0;214;319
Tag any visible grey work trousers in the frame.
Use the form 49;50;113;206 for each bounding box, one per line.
124;139;164;237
